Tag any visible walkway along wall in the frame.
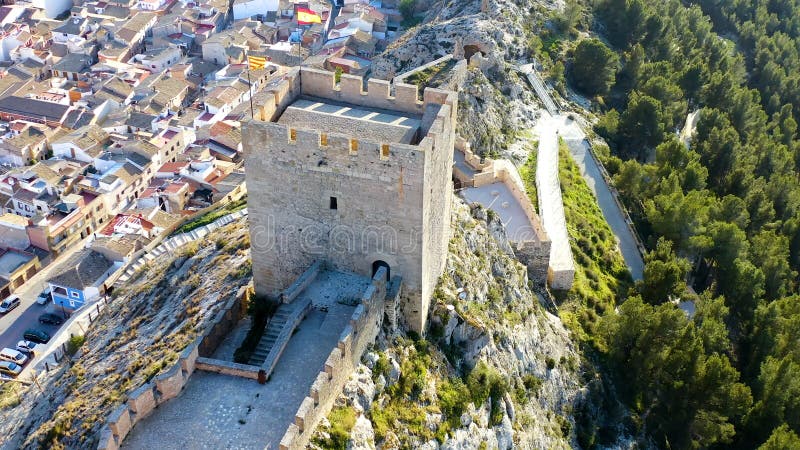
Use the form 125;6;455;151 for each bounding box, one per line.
278;267;401;450
96;284;253;450
453;142;551;284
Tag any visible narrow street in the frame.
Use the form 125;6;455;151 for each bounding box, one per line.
0;236;95;363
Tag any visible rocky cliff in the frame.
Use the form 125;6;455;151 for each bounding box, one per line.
374;0;557;159
311;199;585;449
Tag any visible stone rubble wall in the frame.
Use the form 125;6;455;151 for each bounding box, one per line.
96;284;254;450
277;267;401;450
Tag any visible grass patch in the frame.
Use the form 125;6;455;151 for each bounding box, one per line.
405;60;455;93
372;400;436;444
519;148;539;211
0;382;21;410
314;406;357;449
552;140;632;342
233;294;278;363
173;198;246;235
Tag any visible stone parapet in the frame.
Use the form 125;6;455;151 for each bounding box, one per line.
278;268;397;450
97;284;254;449
195;357;260;380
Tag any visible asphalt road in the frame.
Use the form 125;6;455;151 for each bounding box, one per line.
0;237;92;370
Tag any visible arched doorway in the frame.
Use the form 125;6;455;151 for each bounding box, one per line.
371;260;390;281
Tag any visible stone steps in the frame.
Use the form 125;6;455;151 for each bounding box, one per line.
111;208;250;289
247;307;290;366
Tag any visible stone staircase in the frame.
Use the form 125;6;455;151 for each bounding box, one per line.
114;208;247;287
248;306;292;366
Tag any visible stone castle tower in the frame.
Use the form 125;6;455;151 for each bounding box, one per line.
242;67;458;332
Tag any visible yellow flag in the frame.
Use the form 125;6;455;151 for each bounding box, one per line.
248;55;266;70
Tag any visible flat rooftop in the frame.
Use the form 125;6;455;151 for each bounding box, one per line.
277;96;421;144
0;250;33;277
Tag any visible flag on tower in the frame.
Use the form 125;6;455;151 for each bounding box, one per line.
248;55;267;70
296;7;321;24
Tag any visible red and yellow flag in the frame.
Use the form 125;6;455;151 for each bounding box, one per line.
248;55;267;70
296;7;321;24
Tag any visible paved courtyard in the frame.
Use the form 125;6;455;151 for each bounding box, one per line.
461;181;536;241
122;269;369;450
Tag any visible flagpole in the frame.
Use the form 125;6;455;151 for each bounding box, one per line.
247;62;255;120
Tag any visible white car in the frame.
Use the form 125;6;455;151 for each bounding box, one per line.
16;340;40;355
0;348;26;366
36;289;51;306
0;295;20;314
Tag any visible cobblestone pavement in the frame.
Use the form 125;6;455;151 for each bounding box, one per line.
121;272;364;450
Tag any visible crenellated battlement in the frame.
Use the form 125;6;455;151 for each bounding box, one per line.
244;66;457;334
247;122;425;168
297;68;428;115
253;67;457;124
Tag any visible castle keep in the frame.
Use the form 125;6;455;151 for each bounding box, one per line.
242;67;457;332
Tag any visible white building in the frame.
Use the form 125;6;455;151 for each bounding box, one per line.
31;0;73;19
232;0;278;20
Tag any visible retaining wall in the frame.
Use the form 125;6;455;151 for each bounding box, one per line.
97;284;253;450
277;267;400;450
454;147;551;284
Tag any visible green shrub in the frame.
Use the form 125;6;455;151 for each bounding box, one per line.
66;335;86;357
466;363;509;425
438;378;471;427
313;406;356;449
373;352;389;381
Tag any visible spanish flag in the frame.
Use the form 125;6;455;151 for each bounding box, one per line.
296;7;321;24
248;55;267;70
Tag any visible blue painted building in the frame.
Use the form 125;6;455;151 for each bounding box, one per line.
48;249;116;310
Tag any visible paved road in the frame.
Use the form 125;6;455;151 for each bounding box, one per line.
557;118;645;280
0;237;93;371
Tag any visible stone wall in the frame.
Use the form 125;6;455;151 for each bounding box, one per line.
281;260;322;304
96;284;253;450
453;147;551;285
244;67;457;333
195;357;261;380
278;267;400;450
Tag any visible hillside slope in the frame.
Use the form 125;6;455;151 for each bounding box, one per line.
0;219;252;450
311;199;598;449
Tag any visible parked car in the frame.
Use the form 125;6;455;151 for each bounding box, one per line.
0;361;21;377
36;289;51;306
23;329;50;344
16;340;40;355
0;348;27;365
38;313;64;326
0;296;20;314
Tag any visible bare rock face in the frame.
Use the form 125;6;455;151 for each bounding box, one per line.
316;199;585;449
342;366;377;413
372;0;559;159
348;415;376;450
